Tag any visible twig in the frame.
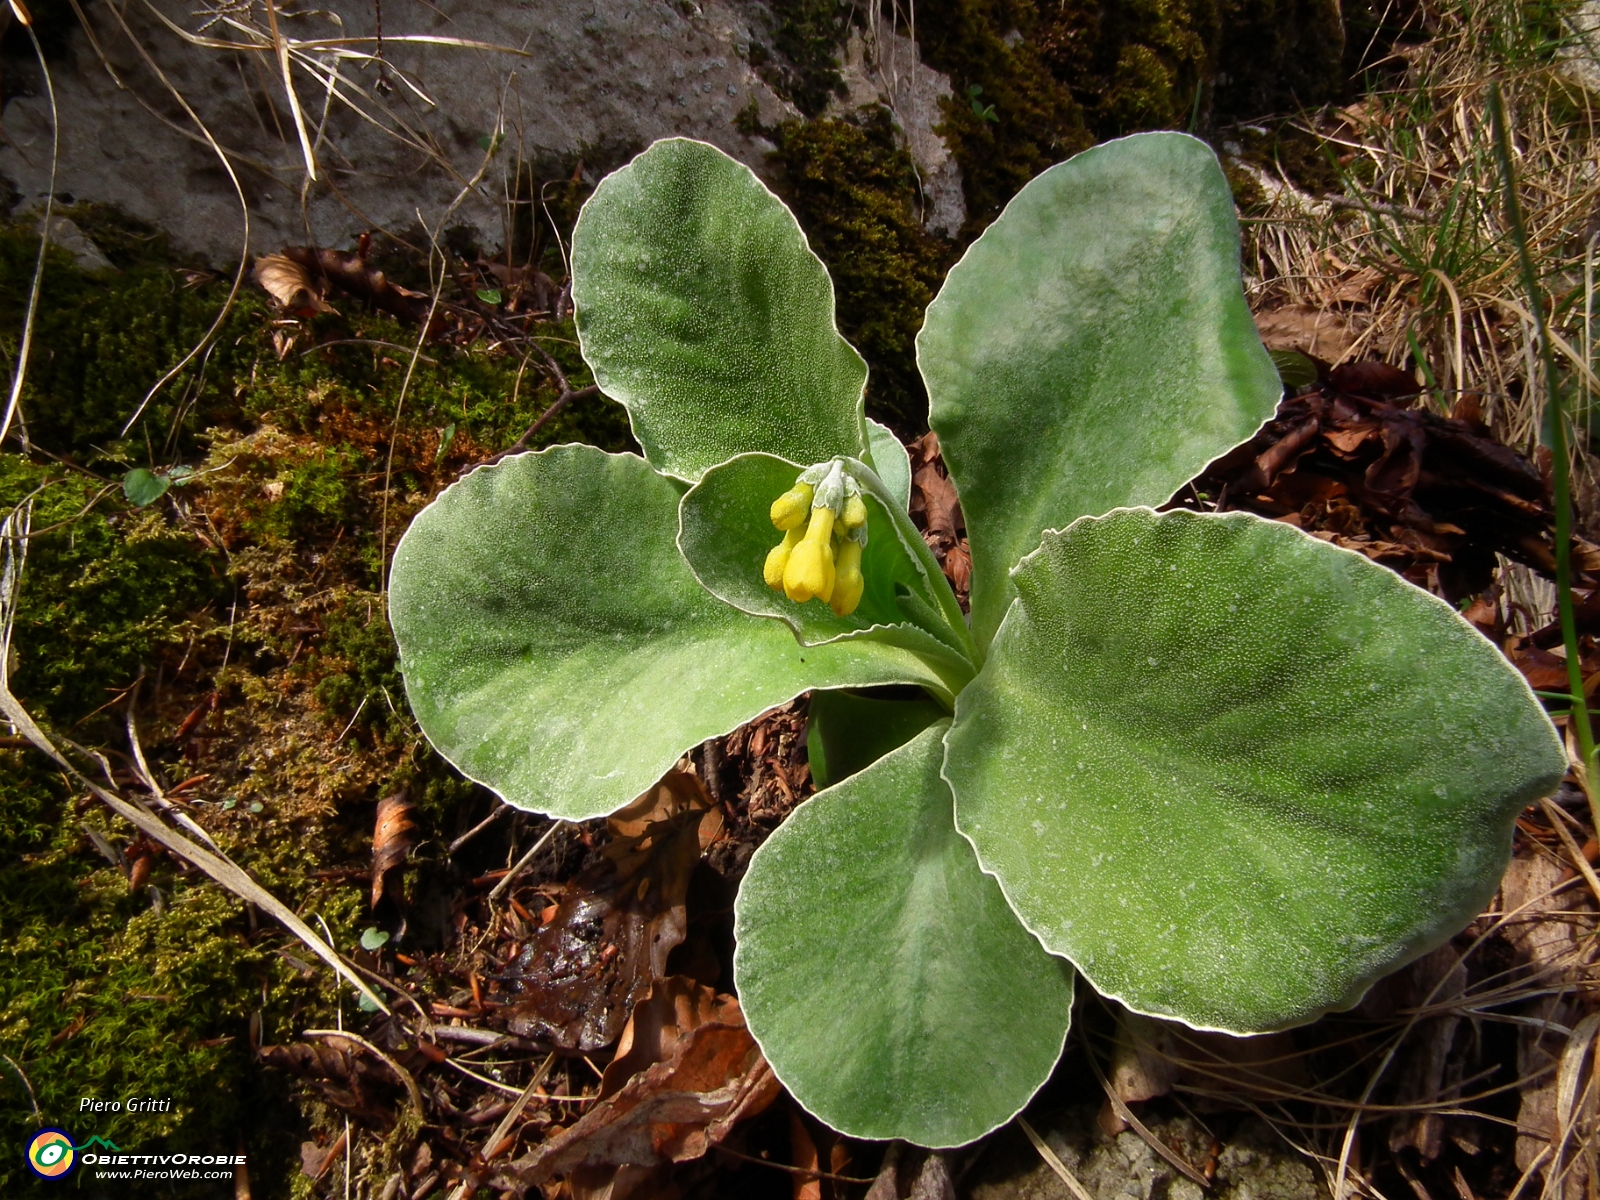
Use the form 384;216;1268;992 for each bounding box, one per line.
447;1054;556;1200
302;1029;423;1119
711;1143;876;1184
488;820;566;903
427;1025;536;1050
1324;194;1431;222
1016;1116;1096;1200
448;803;510;854
501;385;601;458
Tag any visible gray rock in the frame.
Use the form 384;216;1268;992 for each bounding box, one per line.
38;214;114;271
970;1106;1324;1200
0;0;802;262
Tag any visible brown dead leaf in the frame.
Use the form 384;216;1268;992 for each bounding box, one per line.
1109;1013;1177;1105
608;770;710;841
260;1035;398;1127
1329;360;1420;399
790;1107;822;1200
1317;264;1387;307
1254;303;1357;364
1509;645;1571;692
905;432;972;609
514;976;781;1188
371;789;416;909
1191;370;1552;601
254;254;337;315
502;798;706;1050
278;245;430;327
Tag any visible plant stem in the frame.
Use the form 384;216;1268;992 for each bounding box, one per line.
1490;83;1598;794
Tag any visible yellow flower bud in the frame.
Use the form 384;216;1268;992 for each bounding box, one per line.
770;483;815;531
830;538;864;617
764;525;804;591
842;494;868;531
783;506;835;603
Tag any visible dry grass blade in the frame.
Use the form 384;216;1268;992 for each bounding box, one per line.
444;1054;556;1200
300;1029;423;1118
1017;1115;1097;1200
0;688;391;1013
1086;1038;1211;1187
0;15;58;450
0;502;388;1013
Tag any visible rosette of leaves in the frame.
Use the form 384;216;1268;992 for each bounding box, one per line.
389;135;1565;1148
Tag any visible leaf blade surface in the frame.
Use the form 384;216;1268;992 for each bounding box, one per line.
944;508;1566;1032
918;131;1281;647
389;446;946;819
735;723;1074;1146
572;138;868;481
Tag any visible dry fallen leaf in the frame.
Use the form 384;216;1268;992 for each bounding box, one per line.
254;254;336;314
1253;303;1357;364
502;780;709;1050
1192;366;1552;601
512;976;781;1191
259;1035;399;1128
281;245;428;326
371;789;417;909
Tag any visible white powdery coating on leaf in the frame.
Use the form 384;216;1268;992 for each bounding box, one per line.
945;507;1565;1033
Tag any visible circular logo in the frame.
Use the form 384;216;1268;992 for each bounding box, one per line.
26;1129;76;1179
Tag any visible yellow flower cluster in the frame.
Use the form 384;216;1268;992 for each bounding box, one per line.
763;462;868;617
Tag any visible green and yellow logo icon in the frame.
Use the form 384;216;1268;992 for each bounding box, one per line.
26;1128;75;1179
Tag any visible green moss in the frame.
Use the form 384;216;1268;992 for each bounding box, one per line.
312;593;406;737
769;112;956;433
0;766;311;1197
750;0;852;117
913;0;1092;232
0;459;225;730
0;217;261;462
1036;0;1214;136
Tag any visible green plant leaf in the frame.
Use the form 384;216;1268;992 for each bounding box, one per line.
572;138;868;481
806;687;947;789
359;927;390;951
677;453;975;686
1269;349;1318;389
389;445;948;820
122;468;169;507
944;508;1567;1033
866;418;911;511
918;132;1282;648
735;723;1073;1146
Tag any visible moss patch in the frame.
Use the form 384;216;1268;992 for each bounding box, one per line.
0;209;634;1194
768;112;956;433
750;0;853;116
